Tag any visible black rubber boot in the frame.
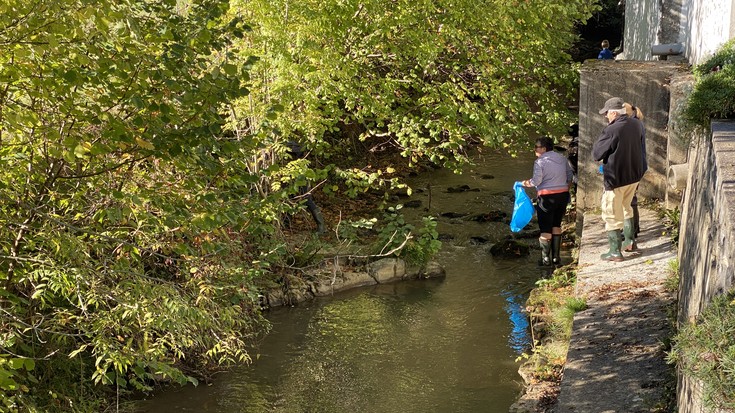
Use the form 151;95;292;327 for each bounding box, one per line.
538;238;552;266
551;234;562;266
600;230;624;262
311;208;326;233
632;203;640;237
305;195;326;233
622;218;637;252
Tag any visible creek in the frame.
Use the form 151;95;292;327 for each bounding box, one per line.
136;149;548;413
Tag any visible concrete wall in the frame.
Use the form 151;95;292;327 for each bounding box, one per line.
576;60;687;212
621;0;733;64
684;0;734;64
676;121;735;413
620;0;662;61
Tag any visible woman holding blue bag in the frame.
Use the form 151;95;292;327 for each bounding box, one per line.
521;136;574;266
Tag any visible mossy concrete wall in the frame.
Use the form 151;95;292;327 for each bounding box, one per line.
676;121;735;413
576;60;688;216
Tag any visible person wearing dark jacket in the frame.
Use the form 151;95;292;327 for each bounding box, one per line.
522;136;574;266
592;97;646;261
286;141;326;233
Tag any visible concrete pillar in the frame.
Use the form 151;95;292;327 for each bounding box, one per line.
666;73;695;209
577;60;688;216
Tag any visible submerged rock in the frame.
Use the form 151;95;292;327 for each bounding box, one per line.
440;211;469;219
438;233;455;241
469;236;490;245
489;240;531;258
446;184;480;193
468;210;507;222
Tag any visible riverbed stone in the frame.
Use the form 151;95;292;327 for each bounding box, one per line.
468;210;507;222
265;289;286;307
489;240;531;258
417;261;446;279
263;259;445;307
340;271;378;289
311;277;341;296
287;288;314;304
368;258;406;283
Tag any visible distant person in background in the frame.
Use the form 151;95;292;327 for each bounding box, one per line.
286;141;326;233
566;124;579;191
623;102;648;250
522;136;574;267
598;40;614;60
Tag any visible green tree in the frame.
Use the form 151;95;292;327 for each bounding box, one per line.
0;0;268;410
229;0;598;170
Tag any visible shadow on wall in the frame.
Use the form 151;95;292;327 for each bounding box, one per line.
622;0;659;60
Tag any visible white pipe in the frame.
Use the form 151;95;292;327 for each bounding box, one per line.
668;163;689;190
652;43;684;55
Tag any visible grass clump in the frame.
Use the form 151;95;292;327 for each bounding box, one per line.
664;259;680;293
520;266;585;382
656;206;681;247
667;291;735;410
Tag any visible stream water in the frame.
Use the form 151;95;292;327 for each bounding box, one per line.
136;150;546;413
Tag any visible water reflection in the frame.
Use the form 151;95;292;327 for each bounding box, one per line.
502;289;532;354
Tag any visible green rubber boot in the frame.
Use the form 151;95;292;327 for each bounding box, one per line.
551;234;562;266
600;230;624;262
538;238;552;266
621;218;637;252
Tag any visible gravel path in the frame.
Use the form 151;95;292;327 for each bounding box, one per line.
551;207;677;413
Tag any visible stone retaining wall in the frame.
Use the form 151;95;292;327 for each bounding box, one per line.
676;120;735;413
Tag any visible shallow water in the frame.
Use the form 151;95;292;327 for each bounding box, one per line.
137;150;547;413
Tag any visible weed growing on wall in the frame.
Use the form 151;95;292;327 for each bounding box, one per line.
667;291;735;410
519;267;582;381
681;39;735;131
659;206;681;247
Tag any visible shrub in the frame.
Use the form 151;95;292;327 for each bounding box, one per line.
681;39;735;131
373;206;441;266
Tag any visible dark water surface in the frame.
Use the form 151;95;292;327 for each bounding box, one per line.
137;150;545;413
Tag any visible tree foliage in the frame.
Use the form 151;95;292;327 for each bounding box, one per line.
0;0;267;410
228;0;598;170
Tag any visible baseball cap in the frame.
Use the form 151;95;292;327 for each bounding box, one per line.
598;97;624;114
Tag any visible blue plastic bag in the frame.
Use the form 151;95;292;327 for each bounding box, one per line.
510;182;534;232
